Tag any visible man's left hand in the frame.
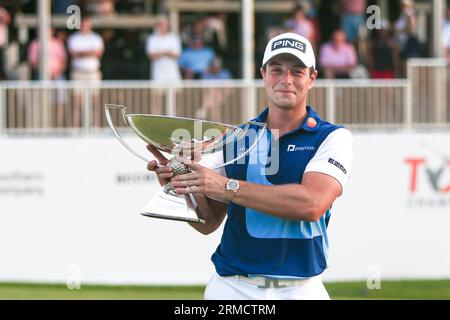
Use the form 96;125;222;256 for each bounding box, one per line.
171;161;230;202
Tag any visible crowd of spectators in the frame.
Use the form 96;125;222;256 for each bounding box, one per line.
0;0;448;83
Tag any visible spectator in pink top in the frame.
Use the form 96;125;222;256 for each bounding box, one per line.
28;28;68;127
284;5;316;52
28;28;67;80
319;29;357;79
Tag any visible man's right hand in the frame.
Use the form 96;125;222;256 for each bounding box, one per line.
146;144;173;186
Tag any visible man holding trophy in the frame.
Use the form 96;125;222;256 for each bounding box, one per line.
145;33;354;300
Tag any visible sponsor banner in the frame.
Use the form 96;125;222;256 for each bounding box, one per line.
0;136;221;285
0;132;449;284
326;132;450;281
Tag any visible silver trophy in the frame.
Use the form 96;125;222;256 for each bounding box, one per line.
105;104;266;224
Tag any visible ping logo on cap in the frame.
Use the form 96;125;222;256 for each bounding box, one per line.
271;38;306;53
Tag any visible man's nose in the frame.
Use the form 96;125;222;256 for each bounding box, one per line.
281;70;294;84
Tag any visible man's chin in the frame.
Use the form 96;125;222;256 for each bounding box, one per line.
275;102;296;109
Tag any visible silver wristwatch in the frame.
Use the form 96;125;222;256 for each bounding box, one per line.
226;179;240;195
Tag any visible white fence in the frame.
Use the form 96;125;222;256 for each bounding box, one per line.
0;59;448;134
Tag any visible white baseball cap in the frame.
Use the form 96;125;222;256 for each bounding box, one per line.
261;32;316;69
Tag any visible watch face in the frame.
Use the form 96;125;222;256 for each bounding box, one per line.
228;180;239;190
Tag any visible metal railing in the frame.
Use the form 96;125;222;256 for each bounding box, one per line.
0;59;448;135
407;59;449;126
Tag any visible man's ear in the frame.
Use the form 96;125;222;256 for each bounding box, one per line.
260;67;265;78
309;70;318;89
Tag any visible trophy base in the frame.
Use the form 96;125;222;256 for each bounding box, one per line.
140;188;205;224
141;212;205;224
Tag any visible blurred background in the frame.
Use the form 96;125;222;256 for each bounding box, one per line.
0;0;449;299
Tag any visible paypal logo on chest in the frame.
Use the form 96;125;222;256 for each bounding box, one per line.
287;144;315;152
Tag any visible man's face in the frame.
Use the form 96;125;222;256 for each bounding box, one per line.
260;54;317;110
294;9;305;20
157;19;169;34
332;31;346;46
191;37;204;48
81;18;92;33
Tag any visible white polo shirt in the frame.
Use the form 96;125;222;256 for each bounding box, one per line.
442;21;450;52
145;32;181;80
68;31;104;73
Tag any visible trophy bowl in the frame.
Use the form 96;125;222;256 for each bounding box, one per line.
105;104;267;224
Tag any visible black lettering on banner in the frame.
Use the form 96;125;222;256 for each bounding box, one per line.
271;38;306;53
328;158;347;175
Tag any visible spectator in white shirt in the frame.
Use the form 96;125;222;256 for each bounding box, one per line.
145;16;181;115
146;16;181;81
68;16;104;127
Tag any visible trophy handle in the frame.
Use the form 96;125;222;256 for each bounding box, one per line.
209;121;267;170
105;104;150;163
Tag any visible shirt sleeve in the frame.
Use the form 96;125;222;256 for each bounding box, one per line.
145;35;151;55
146;34;157;55
347;44;357;66
319;44;330;67
57;40;67;62
304;128;353;194
443;26;450;48
207;48;215;65
173;34;182;55
95;34;104;52
67;35;75;54
178;51;187;68
27;40;38;66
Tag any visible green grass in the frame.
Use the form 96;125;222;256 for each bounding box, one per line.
0;279;449;300
326;279;450;300
0;283;204;300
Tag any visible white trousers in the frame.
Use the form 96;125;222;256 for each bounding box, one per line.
204;272;330;300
